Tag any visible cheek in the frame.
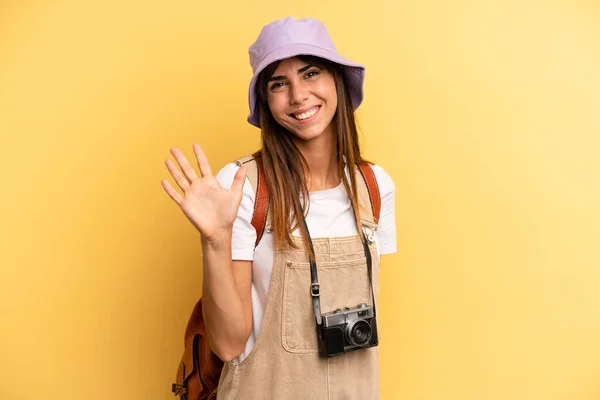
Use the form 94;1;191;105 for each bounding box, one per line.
319;78;338;106
267;94;288;117
329;89;338;108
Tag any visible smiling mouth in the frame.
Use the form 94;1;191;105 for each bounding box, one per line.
291;106;320;120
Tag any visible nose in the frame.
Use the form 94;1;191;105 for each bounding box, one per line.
289;81;308;105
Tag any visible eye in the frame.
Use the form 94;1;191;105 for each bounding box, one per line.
305;70;320;79
270;82;286;91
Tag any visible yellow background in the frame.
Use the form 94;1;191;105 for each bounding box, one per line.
1;0;599;399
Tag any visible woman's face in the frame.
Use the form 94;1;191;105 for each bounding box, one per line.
266;57;338;143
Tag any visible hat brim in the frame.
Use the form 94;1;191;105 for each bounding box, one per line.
247;43;365;128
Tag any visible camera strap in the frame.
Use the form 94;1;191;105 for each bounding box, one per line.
298;190;378;328
299;216;324;326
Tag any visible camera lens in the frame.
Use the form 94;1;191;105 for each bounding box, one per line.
347;320;372;346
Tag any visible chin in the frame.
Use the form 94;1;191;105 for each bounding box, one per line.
289;126;329;141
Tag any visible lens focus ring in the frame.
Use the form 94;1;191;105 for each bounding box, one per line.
346;319;372;346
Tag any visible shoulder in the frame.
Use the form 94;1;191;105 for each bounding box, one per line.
216;162;242;188
367;164;395;198
215;162;256;200
367;164;397;254
215;162;257;260
216;153;262;187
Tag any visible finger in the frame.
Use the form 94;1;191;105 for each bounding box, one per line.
170;147;199;182
193;143;213;177
230;165;248;195
165;159;190;191
161;180;183;204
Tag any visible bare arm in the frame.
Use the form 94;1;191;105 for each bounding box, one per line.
202;245;252;361
161;144;252;362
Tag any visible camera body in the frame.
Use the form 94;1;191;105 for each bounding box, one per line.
317;303;378;357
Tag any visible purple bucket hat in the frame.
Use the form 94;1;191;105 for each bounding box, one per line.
247;17;365;128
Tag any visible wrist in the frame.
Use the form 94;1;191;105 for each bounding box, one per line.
201;229;233;253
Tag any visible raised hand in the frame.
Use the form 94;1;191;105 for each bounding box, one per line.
161;144;247;246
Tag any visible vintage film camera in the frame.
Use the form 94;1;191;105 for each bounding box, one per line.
317;303;378;357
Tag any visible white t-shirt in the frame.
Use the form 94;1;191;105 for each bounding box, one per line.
215;163;397;364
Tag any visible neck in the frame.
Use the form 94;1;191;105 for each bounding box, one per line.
294;125;340;192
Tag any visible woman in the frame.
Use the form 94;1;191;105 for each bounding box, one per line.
162;16;396;399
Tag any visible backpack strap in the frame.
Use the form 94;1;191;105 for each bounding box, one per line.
356;163;381;229
235;155;270;247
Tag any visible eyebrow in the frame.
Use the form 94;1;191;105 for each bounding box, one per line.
268;64;319;82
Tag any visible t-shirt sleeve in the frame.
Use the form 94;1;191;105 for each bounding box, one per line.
215;163;256;261
371;165;397;255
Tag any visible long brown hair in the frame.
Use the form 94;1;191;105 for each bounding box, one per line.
252;56;367;259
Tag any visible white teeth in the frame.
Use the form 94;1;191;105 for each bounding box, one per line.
294;107;318;120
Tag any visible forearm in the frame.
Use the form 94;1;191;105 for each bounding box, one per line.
201;234;249;361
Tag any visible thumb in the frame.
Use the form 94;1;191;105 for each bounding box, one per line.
230;165;248;196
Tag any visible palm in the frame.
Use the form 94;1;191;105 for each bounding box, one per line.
161;144;247;242
180;176;241;237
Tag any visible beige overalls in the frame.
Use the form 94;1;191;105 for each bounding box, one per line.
217;165;381;400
